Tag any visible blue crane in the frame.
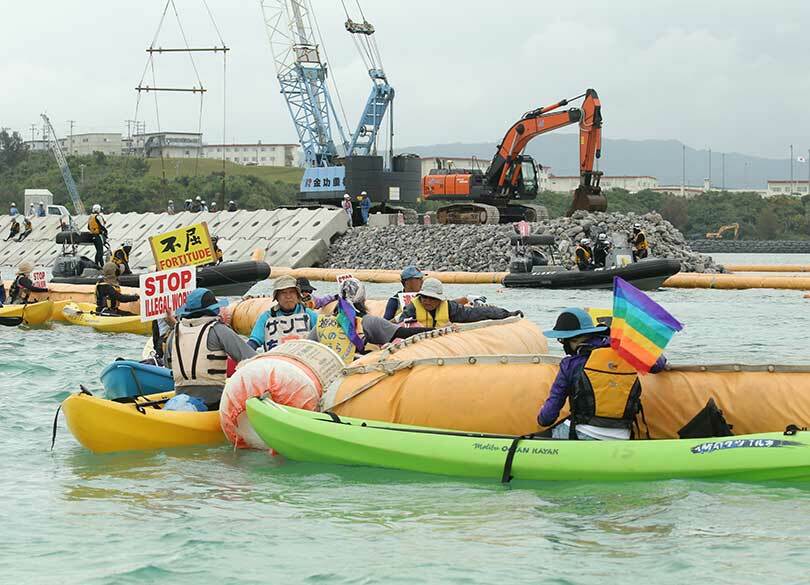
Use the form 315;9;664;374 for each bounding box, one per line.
41;113;86;215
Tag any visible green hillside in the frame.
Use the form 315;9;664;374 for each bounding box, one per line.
145;158;303;184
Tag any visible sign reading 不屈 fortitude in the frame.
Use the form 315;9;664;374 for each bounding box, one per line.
149;221;217;271
139;266;197;322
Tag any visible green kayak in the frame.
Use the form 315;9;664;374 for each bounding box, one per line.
246;397;810;483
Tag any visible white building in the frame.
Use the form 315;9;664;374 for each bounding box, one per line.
547;175;658;193
766;180;810;197
25;133;122;156
201;143;298;167
131;132;203;159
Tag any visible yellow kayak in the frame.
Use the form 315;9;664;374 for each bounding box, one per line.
51;300;95;322
62;391;225;454
0;300;54;325
62;302;151;335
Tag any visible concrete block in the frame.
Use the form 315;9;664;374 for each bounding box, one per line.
262;237;328;269
0;241;26;266
220;238;261;263
215;209;254;239
367;213;398;226
29;217;65;241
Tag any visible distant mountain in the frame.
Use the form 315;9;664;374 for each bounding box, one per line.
398;136;804;190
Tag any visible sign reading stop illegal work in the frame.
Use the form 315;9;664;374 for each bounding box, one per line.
139;266;197;322
149;221;217;271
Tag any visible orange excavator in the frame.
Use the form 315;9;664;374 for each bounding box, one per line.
422;88;606;224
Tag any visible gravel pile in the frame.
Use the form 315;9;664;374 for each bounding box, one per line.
324;211;719;273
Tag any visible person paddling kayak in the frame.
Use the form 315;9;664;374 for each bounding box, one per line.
9;262;48;304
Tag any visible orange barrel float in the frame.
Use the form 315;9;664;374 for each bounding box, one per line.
228;296;388;336
664;272;810;290
219;340;344;448
322;345;810;438
269;266;508;284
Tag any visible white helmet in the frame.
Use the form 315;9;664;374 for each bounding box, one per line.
195;196;201;201
343;193;351;199
597;233;607;241
168;199;173;204
92;204;101;213
229;200;235;204
122;239;133;247
360;191;367;196
38;201;44;205
580;238;591;245
11;202;15;206
633;223;641;229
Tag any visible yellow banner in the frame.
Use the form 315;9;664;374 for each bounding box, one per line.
149;221;217;271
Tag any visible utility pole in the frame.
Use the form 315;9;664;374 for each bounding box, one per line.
790;144;794;195
29;124;37;143
68;120;76;155
681;144;686;197
721;153;725;191
807;148;810;196
708;147;712;190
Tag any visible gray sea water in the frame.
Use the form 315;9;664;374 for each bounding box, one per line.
2;253;810;584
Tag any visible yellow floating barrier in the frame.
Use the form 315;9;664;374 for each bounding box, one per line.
269;267;508;284
664;273;810;290
723;264;810;273
2;282;141;315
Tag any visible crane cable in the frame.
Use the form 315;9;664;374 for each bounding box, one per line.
311;2;350;151
202;0;228;206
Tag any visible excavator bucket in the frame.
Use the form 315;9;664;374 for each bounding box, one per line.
567;185;607;216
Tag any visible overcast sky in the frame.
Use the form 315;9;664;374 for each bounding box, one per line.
2;0;809;159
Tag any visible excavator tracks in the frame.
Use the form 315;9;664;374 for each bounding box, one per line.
436;203;500;225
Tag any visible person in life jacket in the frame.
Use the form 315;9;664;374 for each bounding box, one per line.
111;240;133;275
95;262;140;315
247;275;318;352
16;216;33;242
9;261;48;304
87;204;108;268
537;308;667;440
593;233;612;268
383;266;425;320
4;217;21;241
165;288;256;410
575;238;595;271
631;223;649;261
398;277;520;328
309;278;433;363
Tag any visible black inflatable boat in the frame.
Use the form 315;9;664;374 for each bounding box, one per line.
50;259;271;297
502;258;681;290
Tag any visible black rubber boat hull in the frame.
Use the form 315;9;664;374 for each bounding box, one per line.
502;258;681;291
50;261;271;297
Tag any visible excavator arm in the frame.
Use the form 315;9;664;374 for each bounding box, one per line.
484;89;605;213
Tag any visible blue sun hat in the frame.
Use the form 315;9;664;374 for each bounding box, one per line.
400;266;424;280
543;307;608;339
175;288;228;318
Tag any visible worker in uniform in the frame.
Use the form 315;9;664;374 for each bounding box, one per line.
247;275;318;352
184;198;193;211
190;196;203;212
9;202;18;217
631;223;649;262
87;204;108;268
359;191;371;225
537;308;666;440
398;277;519;328
17;216;33;242
95;262;139;315
575;238;595;271
342;194;354;227
9;261;48;304
593;233;612;269
36;202;46;217
111;240;133;275
209;201;217;213
167;200;175;215
227;200;237;212
164;288;256;411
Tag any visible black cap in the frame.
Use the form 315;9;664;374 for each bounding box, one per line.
296;277;316;293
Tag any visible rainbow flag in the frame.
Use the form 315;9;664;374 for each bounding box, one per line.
611;277;683;372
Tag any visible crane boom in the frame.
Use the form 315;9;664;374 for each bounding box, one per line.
40;113;86;215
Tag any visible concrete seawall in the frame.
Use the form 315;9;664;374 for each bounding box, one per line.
0;209;349;271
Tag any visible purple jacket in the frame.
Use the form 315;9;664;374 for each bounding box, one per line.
537;336;666;427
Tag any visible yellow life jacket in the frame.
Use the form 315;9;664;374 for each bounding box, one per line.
95;282;122;312
88;213;103;235
112;248;129;268
575;245;592;262
412;297;451;328
316;314;364;364
23;218;31;230
634;232;648;251
570;347;642;430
